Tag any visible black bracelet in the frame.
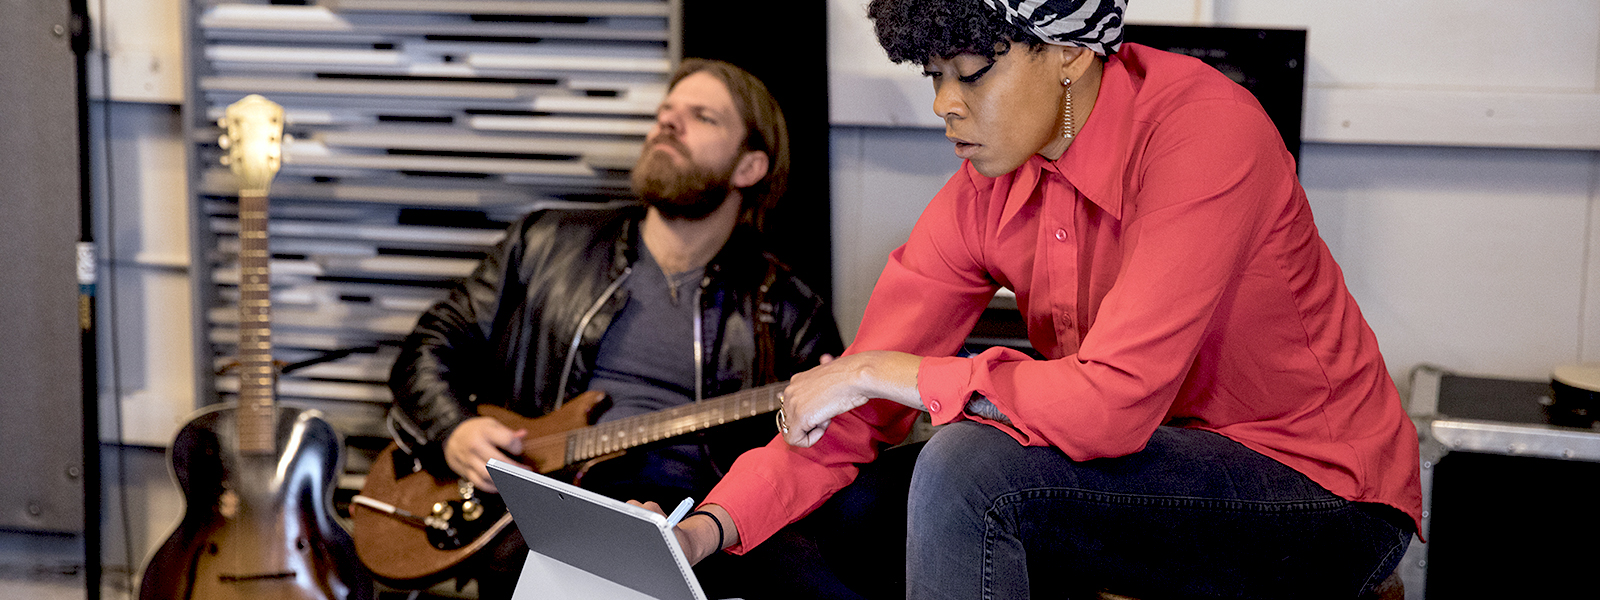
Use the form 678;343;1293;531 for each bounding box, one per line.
686;510;725;549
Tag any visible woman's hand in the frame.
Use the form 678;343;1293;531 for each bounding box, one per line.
443;416;527;493
627;501;739;565
779;350;924;447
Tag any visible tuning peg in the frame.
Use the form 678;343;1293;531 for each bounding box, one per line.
217;117;227;129
220;155;232;166
217;135;231;149
283;133;295;144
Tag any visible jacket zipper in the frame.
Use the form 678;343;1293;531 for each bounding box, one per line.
555;267;632;409
693;280;706;402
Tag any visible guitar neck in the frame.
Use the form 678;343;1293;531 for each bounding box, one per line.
236;190;276;455
219;94;285;456
562;382;785;466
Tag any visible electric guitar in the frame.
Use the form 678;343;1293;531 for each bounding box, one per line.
350;382;785;587
138;95;373;600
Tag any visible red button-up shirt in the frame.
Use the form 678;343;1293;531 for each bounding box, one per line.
706;44;1423;551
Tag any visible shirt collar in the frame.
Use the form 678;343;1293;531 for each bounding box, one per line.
1040;50;1136;221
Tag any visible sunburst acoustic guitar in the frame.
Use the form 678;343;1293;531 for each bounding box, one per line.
138;94;373;600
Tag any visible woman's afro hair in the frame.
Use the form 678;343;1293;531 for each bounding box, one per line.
868;0;1046;64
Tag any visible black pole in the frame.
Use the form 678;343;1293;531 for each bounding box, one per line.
68;0;100;597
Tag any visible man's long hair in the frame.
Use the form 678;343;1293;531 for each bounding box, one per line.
668;59;790;232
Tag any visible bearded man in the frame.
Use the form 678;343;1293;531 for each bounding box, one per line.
384;59;844;599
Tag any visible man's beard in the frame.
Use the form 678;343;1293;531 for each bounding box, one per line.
630;135;737;221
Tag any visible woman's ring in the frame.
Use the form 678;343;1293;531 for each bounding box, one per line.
776;407;789;434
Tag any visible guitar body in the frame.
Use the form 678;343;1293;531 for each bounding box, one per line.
352;391;606;587
139;404;373;600
353;382;783;587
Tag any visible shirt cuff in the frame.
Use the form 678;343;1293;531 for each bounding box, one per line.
701;462;785;554
918;355;976;425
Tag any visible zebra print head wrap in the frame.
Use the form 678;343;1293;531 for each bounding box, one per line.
979;0;1127;55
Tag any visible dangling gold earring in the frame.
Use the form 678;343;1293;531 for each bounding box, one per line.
1060;78;1075;139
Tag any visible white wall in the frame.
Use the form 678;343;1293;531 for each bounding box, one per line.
828;0;1600;399
89;0;196;451
86;0;195;588
1302;145;1600;385
830;0;1600;148
830;127;961;344
91;102;197;449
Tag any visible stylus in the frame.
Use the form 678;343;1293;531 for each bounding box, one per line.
665;497;695;527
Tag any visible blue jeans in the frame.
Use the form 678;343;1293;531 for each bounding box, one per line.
907;422;1412;600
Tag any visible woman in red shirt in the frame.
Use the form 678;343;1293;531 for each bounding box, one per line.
669;1;1423;597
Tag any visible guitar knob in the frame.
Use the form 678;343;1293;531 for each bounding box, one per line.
431;502;454;523
461;500;483;522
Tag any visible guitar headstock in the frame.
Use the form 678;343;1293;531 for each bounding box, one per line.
218;94;285;195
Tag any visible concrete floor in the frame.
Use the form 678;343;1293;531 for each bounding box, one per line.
0;529;124;600
0;577;88;600
0;512;467;600
0;572;466;600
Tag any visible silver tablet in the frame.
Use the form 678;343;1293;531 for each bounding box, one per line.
487;459;708;600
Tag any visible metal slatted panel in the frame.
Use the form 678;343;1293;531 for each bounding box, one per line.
188;0;677;449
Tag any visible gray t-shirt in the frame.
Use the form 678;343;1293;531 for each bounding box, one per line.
586;245;705;423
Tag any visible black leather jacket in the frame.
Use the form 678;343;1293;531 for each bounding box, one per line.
387;204;842;466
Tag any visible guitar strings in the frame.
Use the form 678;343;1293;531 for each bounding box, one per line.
566;384;784;459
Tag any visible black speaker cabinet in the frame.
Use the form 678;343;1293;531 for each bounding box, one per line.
1424;374;1600;598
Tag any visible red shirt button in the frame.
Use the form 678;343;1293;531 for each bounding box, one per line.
927;400;942;413
1054;228;1067;241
